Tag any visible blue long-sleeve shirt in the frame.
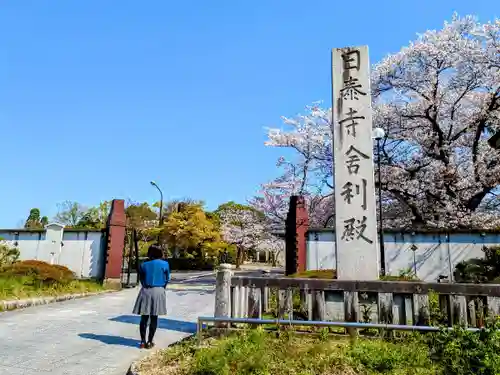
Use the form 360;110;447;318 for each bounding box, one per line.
139;259;171;288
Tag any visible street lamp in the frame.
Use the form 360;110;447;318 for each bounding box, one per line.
150;181;164;227
373;127;386;276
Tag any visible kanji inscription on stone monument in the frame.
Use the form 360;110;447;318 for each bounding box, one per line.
331;45;379;280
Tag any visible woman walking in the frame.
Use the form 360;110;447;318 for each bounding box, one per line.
133;244;171;349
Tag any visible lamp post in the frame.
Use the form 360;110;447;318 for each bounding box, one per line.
373;127;386;276
150;180;164;227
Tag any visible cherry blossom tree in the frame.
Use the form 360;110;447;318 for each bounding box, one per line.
215;202;267;268
256;233;285;266
257;14;500;229
372;14;500;228
250;105;335;228
249;179;334;229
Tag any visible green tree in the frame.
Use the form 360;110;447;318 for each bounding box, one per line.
75;201;112;229
96;200;111;225
54;201;87;227
24;208;49;229
126;202;158;229
162;202;227;259
124;201;159;256
152;198;201;218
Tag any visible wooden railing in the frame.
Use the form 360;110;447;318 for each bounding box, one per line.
213;265;500;328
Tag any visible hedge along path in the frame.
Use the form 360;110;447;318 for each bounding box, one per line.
0;289;119;312
3;260;76;283
0;260;118;312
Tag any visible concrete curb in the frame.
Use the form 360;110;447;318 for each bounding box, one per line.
0;289;119;312
126;361;139;375
126;350;158;375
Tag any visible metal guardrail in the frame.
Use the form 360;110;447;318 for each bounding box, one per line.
196;316;481;343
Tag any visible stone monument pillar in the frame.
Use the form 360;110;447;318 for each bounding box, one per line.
214;263;233;327
331;45;380;280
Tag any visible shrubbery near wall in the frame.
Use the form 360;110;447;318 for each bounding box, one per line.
2;260;75;285
0;256;105;302
454;246;500;284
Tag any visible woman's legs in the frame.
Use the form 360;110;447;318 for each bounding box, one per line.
139;315;158;347
148;315;158;345
139;315;149;344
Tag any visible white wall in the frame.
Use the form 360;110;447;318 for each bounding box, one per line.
58;231;105;278
307;230;498;281
0;228;106;279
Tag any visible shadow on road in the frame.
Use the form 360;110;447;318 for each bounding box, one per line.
78;333;140;347
109;315;197;333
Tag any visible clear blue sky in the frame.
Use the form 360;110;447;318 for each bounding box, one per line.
0;1;496;227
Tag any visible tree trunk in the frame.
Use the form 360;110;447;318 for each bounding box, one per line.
235;246;244;269
271;251;280;267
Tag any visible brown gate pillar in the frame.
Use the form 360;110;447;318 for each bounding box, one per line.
104;199;126;288
285;195;309;275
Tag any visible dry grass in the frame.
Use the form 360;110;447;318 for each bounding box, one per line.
136;329;438;375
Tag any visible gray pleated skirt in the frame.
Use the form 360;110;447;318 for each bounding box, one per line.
132;287;167;316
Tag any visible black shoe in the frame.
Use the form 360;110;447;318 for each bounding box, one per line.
145;342;155;349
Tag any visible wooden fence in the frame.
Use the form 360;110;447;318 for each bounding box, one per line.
214;265;500;328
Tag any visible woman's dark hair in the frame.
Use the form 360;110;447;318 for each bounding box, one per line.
147;244;163;260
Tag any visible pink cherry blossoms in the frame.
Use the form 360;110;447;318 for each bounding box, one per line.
254;14;500;230
215;203;281;263
219;206;266;250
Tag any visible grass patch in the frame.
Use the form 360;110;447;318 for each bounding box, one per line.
289;268;418;280
290;269;336;279
137;330;437;375
0;276;107;301
0;260;110;302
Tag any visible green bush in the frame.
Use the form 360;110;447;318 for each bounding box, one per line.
454;246;500;283
151;330;436;375
347;337;433;374
139;319;500;375
380;268;419;281
2;260;75;285
425;318;500;375
166;257;216;271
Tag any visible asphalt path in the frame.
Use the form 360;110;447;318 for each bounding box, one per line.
171;268;284;286
125;267;284;287
0;287;214;375
0;266;283;374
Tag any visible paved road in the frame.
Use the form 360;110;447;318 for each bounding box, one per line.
0;286;214;375
123;268;283;288
121;270;214;287
172;268;284;286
